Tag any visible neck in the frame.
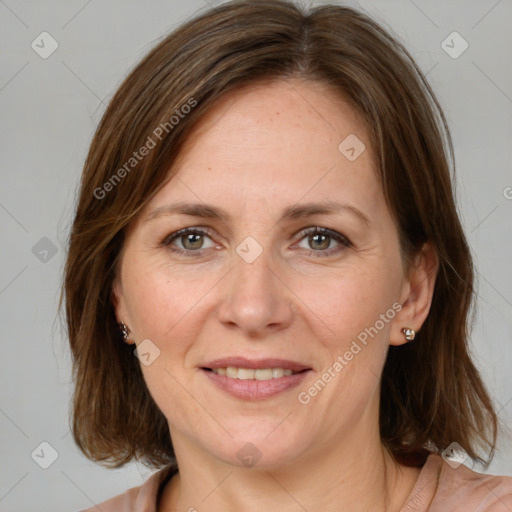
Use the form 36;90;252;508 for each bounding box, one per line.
159;424;420;512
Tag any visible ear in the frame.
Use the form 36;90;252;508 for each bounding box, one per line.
390;242;439;346
111;277;129;327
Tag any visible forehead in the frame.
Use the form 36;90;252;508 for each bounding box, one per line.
145;79;381;217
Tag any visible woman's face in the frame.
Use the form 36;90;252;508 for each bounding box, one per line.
113;79;424;469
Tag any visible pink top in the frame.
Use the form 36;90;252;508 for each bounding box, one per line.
80;453;512;512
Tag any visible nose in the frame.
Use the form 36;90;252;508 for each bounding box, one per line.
216;244;294;337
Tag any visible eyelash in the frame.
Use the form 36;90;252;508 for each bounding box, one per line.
162;226;352;258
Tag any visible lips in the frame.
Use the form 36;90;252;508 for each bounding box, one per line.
200;357;312;400
201;357;311;372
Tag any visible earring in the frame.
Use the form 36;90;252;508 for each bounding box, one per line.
119;322;131;343
401;327;416;341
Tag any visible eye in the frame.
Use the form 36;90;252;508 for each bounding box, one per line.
293;227;352;257
162;227;219;255
162;226;352;258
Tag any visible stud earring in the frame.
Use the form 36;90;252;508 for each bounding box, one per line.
119;322;131;343
401;327;416;341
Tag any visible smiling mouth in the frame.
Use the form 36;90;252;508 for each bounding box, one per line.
200;357;312;399
202;367;308;381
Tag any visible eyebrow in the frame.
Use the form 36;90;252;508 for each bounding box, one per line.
145;200;370;226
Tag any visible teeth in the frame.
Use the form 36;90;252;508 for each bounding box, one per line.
255;369;272;380
212;367;296;380
238;368;255;380
226;366;238;378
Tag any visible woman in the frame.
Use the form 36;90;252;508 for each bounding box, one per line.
63;1;512;510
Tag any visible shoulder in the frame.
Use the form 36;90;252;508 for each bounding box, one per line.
437;459;512;512
78;465;176;512
406;453;512;512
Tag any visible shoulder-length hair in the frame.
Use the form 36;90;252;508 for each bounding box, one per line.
62;0;498;469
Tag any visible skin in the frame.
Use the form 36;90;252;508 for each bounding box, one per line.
113;79;438;512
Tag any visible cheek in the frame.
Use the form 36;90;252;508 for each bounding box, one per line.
291;262;400;349
121;253;208;341
121;262;211;421
295;269;399;422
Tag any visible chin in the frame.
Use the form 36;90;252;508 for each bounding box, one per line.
210;422;312;470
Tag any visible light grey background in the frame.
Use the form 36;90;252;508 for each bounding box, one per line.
1;0;511;511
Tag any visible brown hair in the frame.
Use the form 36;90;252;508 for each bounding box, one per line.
62;0;498;469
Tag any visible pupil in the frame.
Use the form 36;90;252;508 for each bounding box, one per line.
311;233;330;250
183;233;203;250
